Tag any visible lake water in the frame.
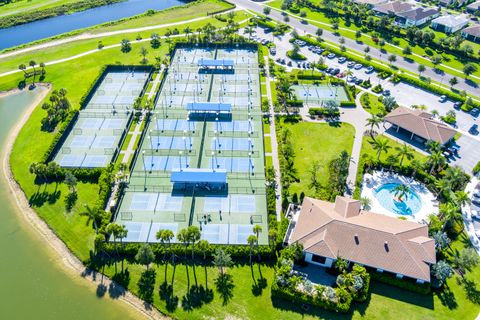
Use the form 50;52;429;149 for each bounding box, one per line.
0;88;141;319
0;0;185;51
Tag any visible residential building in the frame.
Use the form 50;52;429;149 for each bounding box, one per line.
431;14;470;34
287;196;436;283
353;0;389;7
462;24;480;43
373;1;414;16
395;7;440;27
384;106;457;145
466;1;480;14
439;0;468;7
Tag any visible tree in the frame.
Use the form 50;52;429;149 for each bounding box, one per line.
463;63;477;78
18;64;27;79
140;46;148;64
80;205;102;234
426;140;442;153
449;77;458;88
150;33;160;48
418;64;426;76
106;223;128;272
427;151;446;174
263;6;271;15
388;54;397;64
187;225;201;260
335;257;348;273
183;26;192;41
432;260;452;286
136;243;155;270
453;248;479;275
453;190;471;207
64;171;77;193
433;231;451;251
439;202;460;230
360;197;372;210
371;138;391;160
177;228;190;259
197;239;210;261
382;96;396;112
355;30;361;40
247;235;257;264
316;28;323;37
403;45;412;55
253;225;263;260
431;55;442;66
213;248;233;276
395;143;414;166
366;114;383;139
29;60;36;84
244;25;255;39
391;184;410;201
410;159;423;178
120;39;131;53
364;46;370;54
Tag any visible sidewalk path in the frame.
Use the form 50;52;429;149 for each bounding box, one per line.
264;56;283;220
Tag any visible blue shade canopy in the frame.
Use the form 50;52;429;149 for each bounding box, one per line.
198;58;234;67
186;102;231;113
170;168;227;184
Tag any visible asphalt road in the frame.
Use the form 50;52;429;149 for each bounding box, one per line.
232;0;480;97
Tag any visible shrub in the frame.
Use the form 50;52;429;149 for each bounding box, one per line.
473;161;480;175
370;271;431;294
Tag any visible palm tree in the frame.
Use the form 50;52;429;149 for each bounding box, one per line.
197;239;210;261
391;184;410;201
29;60;36;84
177;228;189;259
410;159;423;178
426;140;442;154
187;225;201;260
439;202;460;230
19;64;27;79
360;197;372;210
80;205;102;233
366;115;383;139
136;243;155;270
213;248;233;276
183;26;192;41
106;223;126;273
435;178;452;197
427;151;446;174
156;229;174;281
139;46;148;64
371;138;391;160
244;25;255;39
247;235;257;264
453;190;471;207
395;144;414;166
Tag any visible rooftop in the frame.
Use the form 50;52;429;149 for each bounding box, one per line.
462;24;480;37
384;106;457;144
289;196;436;282
397;7;439;21
432;14;470;27
373;1;414;14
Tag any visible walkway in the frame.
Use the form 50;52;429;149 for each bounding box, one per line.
461;177;480;255
264;56;283;220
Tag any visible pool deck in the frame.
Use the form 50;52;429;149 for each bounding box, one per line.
360;171;438;223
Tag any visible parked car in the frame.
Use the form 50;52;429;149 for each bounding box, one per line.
469;124;478;135
327;53;336;59
439;95;447;103
287;61;292;66
333;68;340;75
382;90;391;96
471;108;480;117
325;67;333;74
366;66;374;73
338;57;347;63
346;75;357;83
347;61;355;68
269;47;276;55
354;63;363;70
355;78;363;85
453;101;462;110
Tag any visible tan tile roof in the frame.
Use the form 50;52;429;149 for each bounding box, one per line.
373;1;413;14
289;196;436;281
384;106;456;144
463;24;480;38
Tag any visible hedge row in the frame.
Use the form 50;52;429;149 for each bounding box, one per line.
473;161;480;175
271;282;352;313
309;107;340;117
370;272;431;294
41;111;78;163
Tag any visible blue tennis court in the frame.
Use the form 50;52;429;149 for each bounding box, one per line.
201;224;228;244
58;154;85;167
210;157;251;172
130;193;158;211
215;120;253;133
211;137;253;151
156;194;184;212
79;118;104;130
123;222;151;242
70;136;94;148
102;119;125;129
91;136;116;148
150;136;192;150
155;119;196;131
203;195;256;213
143;156;189;171
229;224;252;245
82;155;109;168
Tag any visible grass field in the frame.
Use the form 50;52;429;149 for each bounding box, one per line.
99;230;480;320
277;119;355;198
361;134;428;164
0;0;83;18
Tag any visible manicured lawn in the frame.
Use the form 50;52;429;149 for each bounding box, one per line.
360;134;428;164
265;155;273;168
263;117;271;134
0;0;83;17
360;92;386;116
277;119;355;198
264;136;272;153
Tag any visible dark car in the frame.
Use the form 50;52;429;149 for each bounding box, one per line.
453;102;462;110
325;67;333;74
469;124;478;135
471;108;479;117
333;68;340;75
355;78;363;85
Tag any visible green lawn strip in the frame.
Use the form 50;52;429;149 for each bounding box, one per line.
266;0;480;79
261;83;267;95
264;136;272;153
121;133;133;152
0;12;251;74
265;155;273;168
0;0;83;17
278;119;355;198
263;118;271;134
270;81;277;104
360;92;386;116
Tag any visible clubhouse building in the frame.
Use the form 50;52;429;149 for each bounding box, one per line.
286;196;436;283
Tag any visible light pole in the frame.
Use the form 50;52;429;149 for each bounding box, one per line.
142;150;147;191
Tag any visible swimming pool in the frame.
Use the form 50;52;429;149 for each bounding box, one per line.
373;183;422;216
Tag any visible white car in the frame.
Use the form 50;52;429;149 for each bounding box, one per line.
354;63;363;70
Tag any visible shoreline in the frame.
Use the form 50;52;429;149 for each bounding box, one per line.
1;86;167;320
